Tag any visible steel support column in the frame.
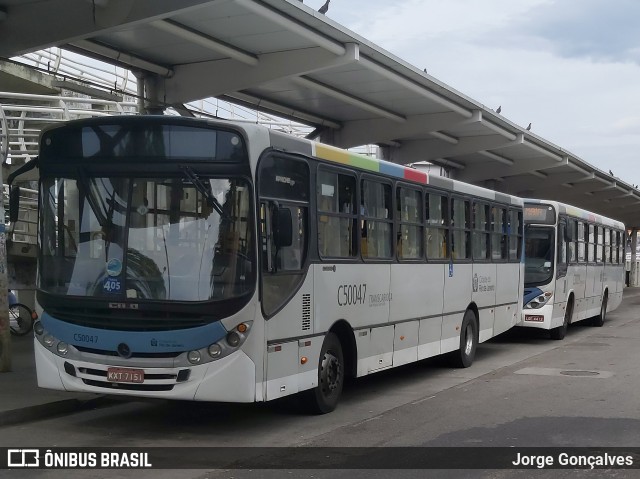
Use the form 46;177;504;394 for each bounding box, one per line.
630;229;638;287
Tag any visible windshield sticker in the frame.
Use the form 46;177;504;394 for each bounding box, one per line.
103;277;122;294
106;258;123;277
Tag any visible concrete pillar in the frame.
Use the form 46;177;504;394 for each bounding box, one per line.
318;128;336;146
134;71;164;115
631;229;639;287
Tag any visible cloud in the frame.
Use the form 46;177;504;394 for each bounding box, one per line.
329;0;640;187
495;0;640;64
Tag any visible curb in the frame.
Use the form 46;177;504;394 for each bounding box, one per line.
0;396;113;428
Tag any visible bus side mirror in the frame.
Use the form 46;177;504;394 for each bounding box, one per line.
273;207;293;248
9;186;20;223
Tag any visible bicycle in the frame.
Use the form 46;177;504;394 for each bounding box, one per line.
8;290;37;336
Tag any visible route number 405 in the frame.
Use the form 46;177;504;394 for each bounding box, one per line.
103;278;122;292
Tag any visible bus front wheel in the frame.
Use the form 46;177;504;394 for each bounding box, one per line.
449;310;478;368
303;332;344;414
550;302;572;340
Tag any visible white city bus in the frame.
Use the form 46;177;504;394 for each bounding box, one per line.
521;199;625;339
14;116;525;413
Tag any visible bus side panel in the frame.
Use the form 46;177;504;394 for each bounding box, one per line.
265;340;299;400
570;264;587;322
552;274;568;329
609;264;624;311
313;263;390;330
494;262;521;336
605;264;623;311
389;263;445;322
265;272;315;342
418;316;443;360
585;263;597;318
471;263;496;342
393;320;419;367
591;263;604;317
442;264;472;353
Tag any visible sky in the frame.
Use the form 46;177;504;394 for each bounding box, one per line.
302;0;640;188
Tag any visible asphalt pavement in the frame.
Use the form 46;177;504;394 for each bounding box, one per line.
1;287;639;430
0;333;104;427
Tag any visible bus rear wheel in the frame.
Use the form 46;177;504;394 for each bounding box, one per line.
303;332;344;414
592;293;608;327
449;310;478;368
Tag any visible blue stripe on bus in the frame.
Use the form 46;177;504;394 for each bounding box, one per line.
40;311;228;353
379;161;405;179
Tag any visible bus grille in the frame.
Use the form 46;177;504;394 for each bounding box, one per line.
66;363;190;392
302;294;311;331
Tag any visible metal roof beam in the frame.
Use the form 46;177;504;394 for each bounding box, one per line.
220;91;341;129
150;19;259;66
457;155;561;183
67;40;173;77
165;44;359;103
333;111;462;148
358;56;472;118
236;0;346;56
293;76;406;123
0;0;214;57
421;136;519;163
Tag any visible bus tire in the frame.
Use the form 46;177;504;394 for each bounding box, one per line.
303;332;344;414
449;310;478;368
592;293;608;327
550;301;572;340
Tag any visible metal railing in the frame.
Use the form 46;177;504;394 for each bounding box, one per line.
0;91;138;164
3;185;38;248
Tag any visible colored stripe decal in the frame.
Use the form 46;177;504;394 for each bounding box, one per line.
315;144;350;165
314;142;429;185
379;161;404;178
404;168;428;184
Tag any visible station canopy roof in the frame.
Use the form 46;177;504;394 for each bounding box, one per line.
1;0;639;227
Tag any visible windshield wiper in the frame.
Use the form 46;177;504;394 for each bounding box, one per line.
179;166;229;220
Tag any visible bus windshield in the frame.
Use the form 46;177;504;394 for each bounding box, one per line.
524;226;554;286
39;174;254;302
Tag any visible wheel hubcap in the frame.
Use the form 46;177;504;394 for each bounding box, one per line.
321;352;341;393
464;324;474;356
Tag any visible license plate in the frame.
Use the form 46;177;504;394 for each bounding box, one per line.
525;315;544;322
107;367;144;383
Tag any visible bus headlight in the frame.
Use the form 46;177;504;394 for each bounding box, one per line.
187;351;202;364
33;320;44;335
43;334;55;347
226;332;241;347
208;344;222;358
197;322;252;365
525;293;552;309
57;342;69;355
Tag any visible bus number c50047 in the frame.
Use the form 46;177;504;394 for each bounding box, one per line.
337;284;367;306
